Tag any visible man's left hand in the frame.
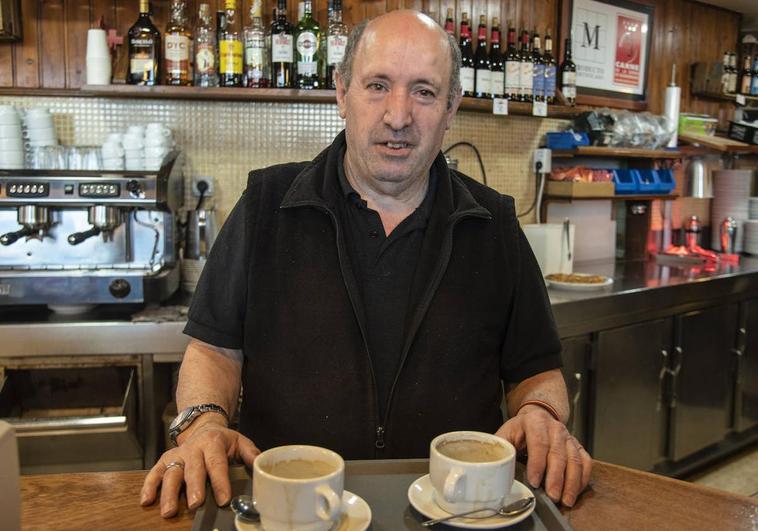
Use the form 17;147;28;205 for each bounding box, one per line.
495;404;591;507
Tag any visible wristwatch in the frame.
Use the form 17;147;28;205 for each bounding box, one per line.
168;403;229;445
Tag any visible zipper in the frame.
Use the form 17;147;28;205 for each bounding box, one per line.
282;200;384;454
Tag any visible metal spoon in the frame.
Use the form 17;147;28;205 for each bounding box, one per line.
421;496;535;527
230;494;259;521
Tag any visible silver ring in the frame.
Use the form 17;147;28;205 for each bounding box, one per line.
165;460;185;471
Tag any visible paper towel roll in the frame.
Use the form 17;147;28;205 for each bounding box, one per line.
665;85;681;148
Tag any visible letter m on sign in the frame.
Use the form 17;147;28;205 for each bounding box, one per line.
582;23;600;50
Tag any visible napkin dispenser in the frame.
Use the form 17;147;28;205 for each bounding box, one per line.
522;222;575;276
0;420;21;531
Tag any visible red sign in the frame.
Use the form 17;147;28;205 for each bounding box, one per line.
614;15;643;87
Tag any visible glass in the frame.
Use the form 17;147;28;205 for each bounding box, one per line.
67;146;103;171
29;146;66;170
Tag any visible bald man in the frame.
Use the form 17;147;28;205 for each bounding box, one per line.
142;10;591;518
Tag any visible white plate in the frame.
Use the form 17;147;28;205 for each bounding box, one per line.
407;474;535;529
545;274;614;291
235;490;371;531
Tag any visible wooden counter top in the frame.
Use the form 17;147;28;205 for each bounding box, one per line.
20;460;757;530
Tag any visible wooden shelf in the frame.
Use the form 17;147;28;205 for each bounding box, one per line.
691;91;758;105
545;193;679;201
552;146;682;159
678;133;758;154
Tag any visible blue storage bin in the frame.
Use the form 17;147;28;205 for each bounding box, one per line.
546;132;590;150
636;169;658;193
655;169;676;194
613;169;638;194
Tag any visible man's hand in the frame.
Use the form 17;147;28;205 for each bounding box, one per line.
140;419;260;518
496;404;591;507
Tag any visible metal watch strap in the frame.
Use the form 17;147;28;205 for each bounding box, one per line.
169;403;229;445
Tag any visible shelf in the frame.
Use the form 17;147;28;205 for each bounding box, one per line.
552;146;682;159
545;193;679;201
678;133;758;154
691;91;758;105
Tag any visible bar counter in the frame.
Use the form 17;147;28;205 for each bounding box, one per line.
19;460;758;530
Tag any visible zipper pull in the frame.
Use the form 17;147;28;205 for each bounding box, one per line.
375;426;385;449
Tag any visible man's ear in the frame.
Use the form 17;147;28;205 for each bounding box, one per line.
335;71;348;119
445;90;462;130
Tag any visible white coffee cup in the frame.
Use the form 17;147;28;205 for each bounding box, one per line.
122;135;144;150
0;106;20;126
24;115;54;130
253;445;344;531
144;145;168;159
0;150;24;164
25;127;56;142
102;158;125;170
101;142;124;159
0;137;23;151
429;431;516;514
144;134;170;147
0;124;22;138
127;125;146;136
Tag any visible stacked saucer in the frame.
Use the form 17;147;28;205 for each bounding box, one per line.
24;107;58;148
744;220;758;255
749;197;758;220
0;105;25;169
711;170;752;253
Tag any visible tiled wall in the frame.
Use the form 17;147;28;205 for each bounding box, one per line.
0;95;567;223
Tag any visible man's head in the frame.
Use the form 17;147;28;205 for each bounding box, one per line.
335;10;462;196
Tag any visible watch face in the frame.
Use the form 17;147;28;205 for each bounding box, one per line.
169;407;195;432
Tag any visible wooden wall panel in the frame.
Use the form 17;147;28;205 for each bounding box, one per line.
40;0;67;88
65;0;91;88
0;46;14;87
13;0;39;87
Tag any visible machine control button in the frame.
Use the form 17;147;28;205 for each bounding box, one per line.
109;278;131;299
126;179;142;198
79;182;120;198
64;184;74;194
7;182;49;197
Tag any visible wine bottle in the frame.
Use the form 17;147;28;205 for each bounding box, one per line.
560;37;576;105
543;29;557;104
531;30;544;103
474;15;490;99
443;8;455;37
459;13;475;97
488;18;504;99
271;0;294;88
504;23;520;101
519;29;533;102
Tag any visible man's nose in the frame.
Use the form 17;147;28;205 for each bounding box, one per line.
382;90;413;130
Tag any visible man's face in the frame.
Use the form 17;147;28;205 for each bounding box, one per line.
335;13;461;191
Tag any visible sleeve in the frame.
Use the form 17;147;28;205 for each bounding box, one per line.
500;205;563;384
183;192;249;349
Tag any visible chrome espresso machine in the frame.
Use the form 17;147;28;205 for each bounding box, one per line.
0;152;184;307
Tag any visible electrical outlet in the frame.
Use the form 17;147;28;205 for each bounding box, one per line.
533;148;552;174
191;175;214;197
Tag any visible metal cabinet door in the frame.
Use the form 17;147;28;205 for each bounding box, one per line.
560;336;590;447
593;319;672;470
670;304;738;461
737;299;758;432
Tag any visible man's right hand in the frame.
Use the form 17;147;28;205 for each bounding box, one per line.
140;417;260;518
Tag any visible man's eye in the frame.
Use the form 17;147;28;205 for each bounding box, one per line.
418;89;434;97
368;83;385;91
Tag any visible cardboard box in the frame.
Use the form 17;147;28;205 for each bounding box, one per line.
728;121;758;145
546;181;615;198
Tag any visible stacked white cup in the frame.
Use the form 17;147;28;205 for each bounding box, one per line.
24;108;58;149
144;123;174;170
86;29;112;85
123;125;145;170
101;133;125;170
0;105;24;169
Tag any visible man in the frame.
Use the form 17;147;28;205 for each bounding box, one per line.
141;10;591;519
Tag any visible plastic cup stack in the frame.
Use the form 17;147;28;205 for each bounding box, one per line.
86;29;112;85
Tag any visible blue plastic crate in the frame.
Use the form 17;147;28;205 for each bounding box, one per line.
546;132;590;150
636;169;658;193
655;169;676;194
613;169;638;194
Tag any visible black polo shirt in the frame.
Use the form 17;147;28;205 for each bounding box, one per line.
337;151;437;420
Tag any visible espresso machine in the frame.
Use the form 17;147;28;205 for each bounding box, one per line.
0;152;184;307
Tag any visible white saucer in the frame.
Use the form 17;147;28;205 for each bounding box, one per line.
407;474;535;529
235;490;371;531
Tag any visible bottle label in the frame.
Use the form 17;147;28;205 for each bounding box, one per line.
220;40;243;75
505;61;520;93
475;69;491;95
165;35;191;77
130;57;154;77
752;76;758;96
564;71;576;86
545;65;556;98
272;33;294;62
327;35;347;65
490;71;504;96
520;61;533;95
533;63;545;98
298;61;317;76
296;31;318;59
460;67;475;93
245;44;265;68
195;44;217;75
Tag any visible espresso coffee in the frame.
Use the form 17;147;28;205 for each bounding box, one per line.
437;439;507;463
260;458;335;479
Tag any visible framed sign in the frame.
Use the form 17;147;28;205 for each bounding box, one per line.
560;0;654;109
0;0;21;42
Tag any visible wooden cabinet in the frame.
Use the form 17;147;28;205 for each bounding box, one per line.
737;299;758;432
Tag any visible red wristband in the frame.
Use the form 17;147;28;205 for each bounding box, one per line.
516;399;561;422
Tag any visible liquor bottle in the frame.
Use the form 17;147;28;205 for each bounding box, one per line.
296;0;321;89
488;17;504;99
543;29;557;104
474;15;490;99
326;0;348;89
127;0;161;85
194;3;219;87
531;30;544;102
561;37;577;105
271;0;294;88
728;53;739;94
720;51;731;94
216;5;226;61
519;29;533;102
219;0;243;86
459;13;475;97
243;0;270;87
443;8;455;37
504;22;520;101
165;0;192;86
741;55;753;95
752;56;758;96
